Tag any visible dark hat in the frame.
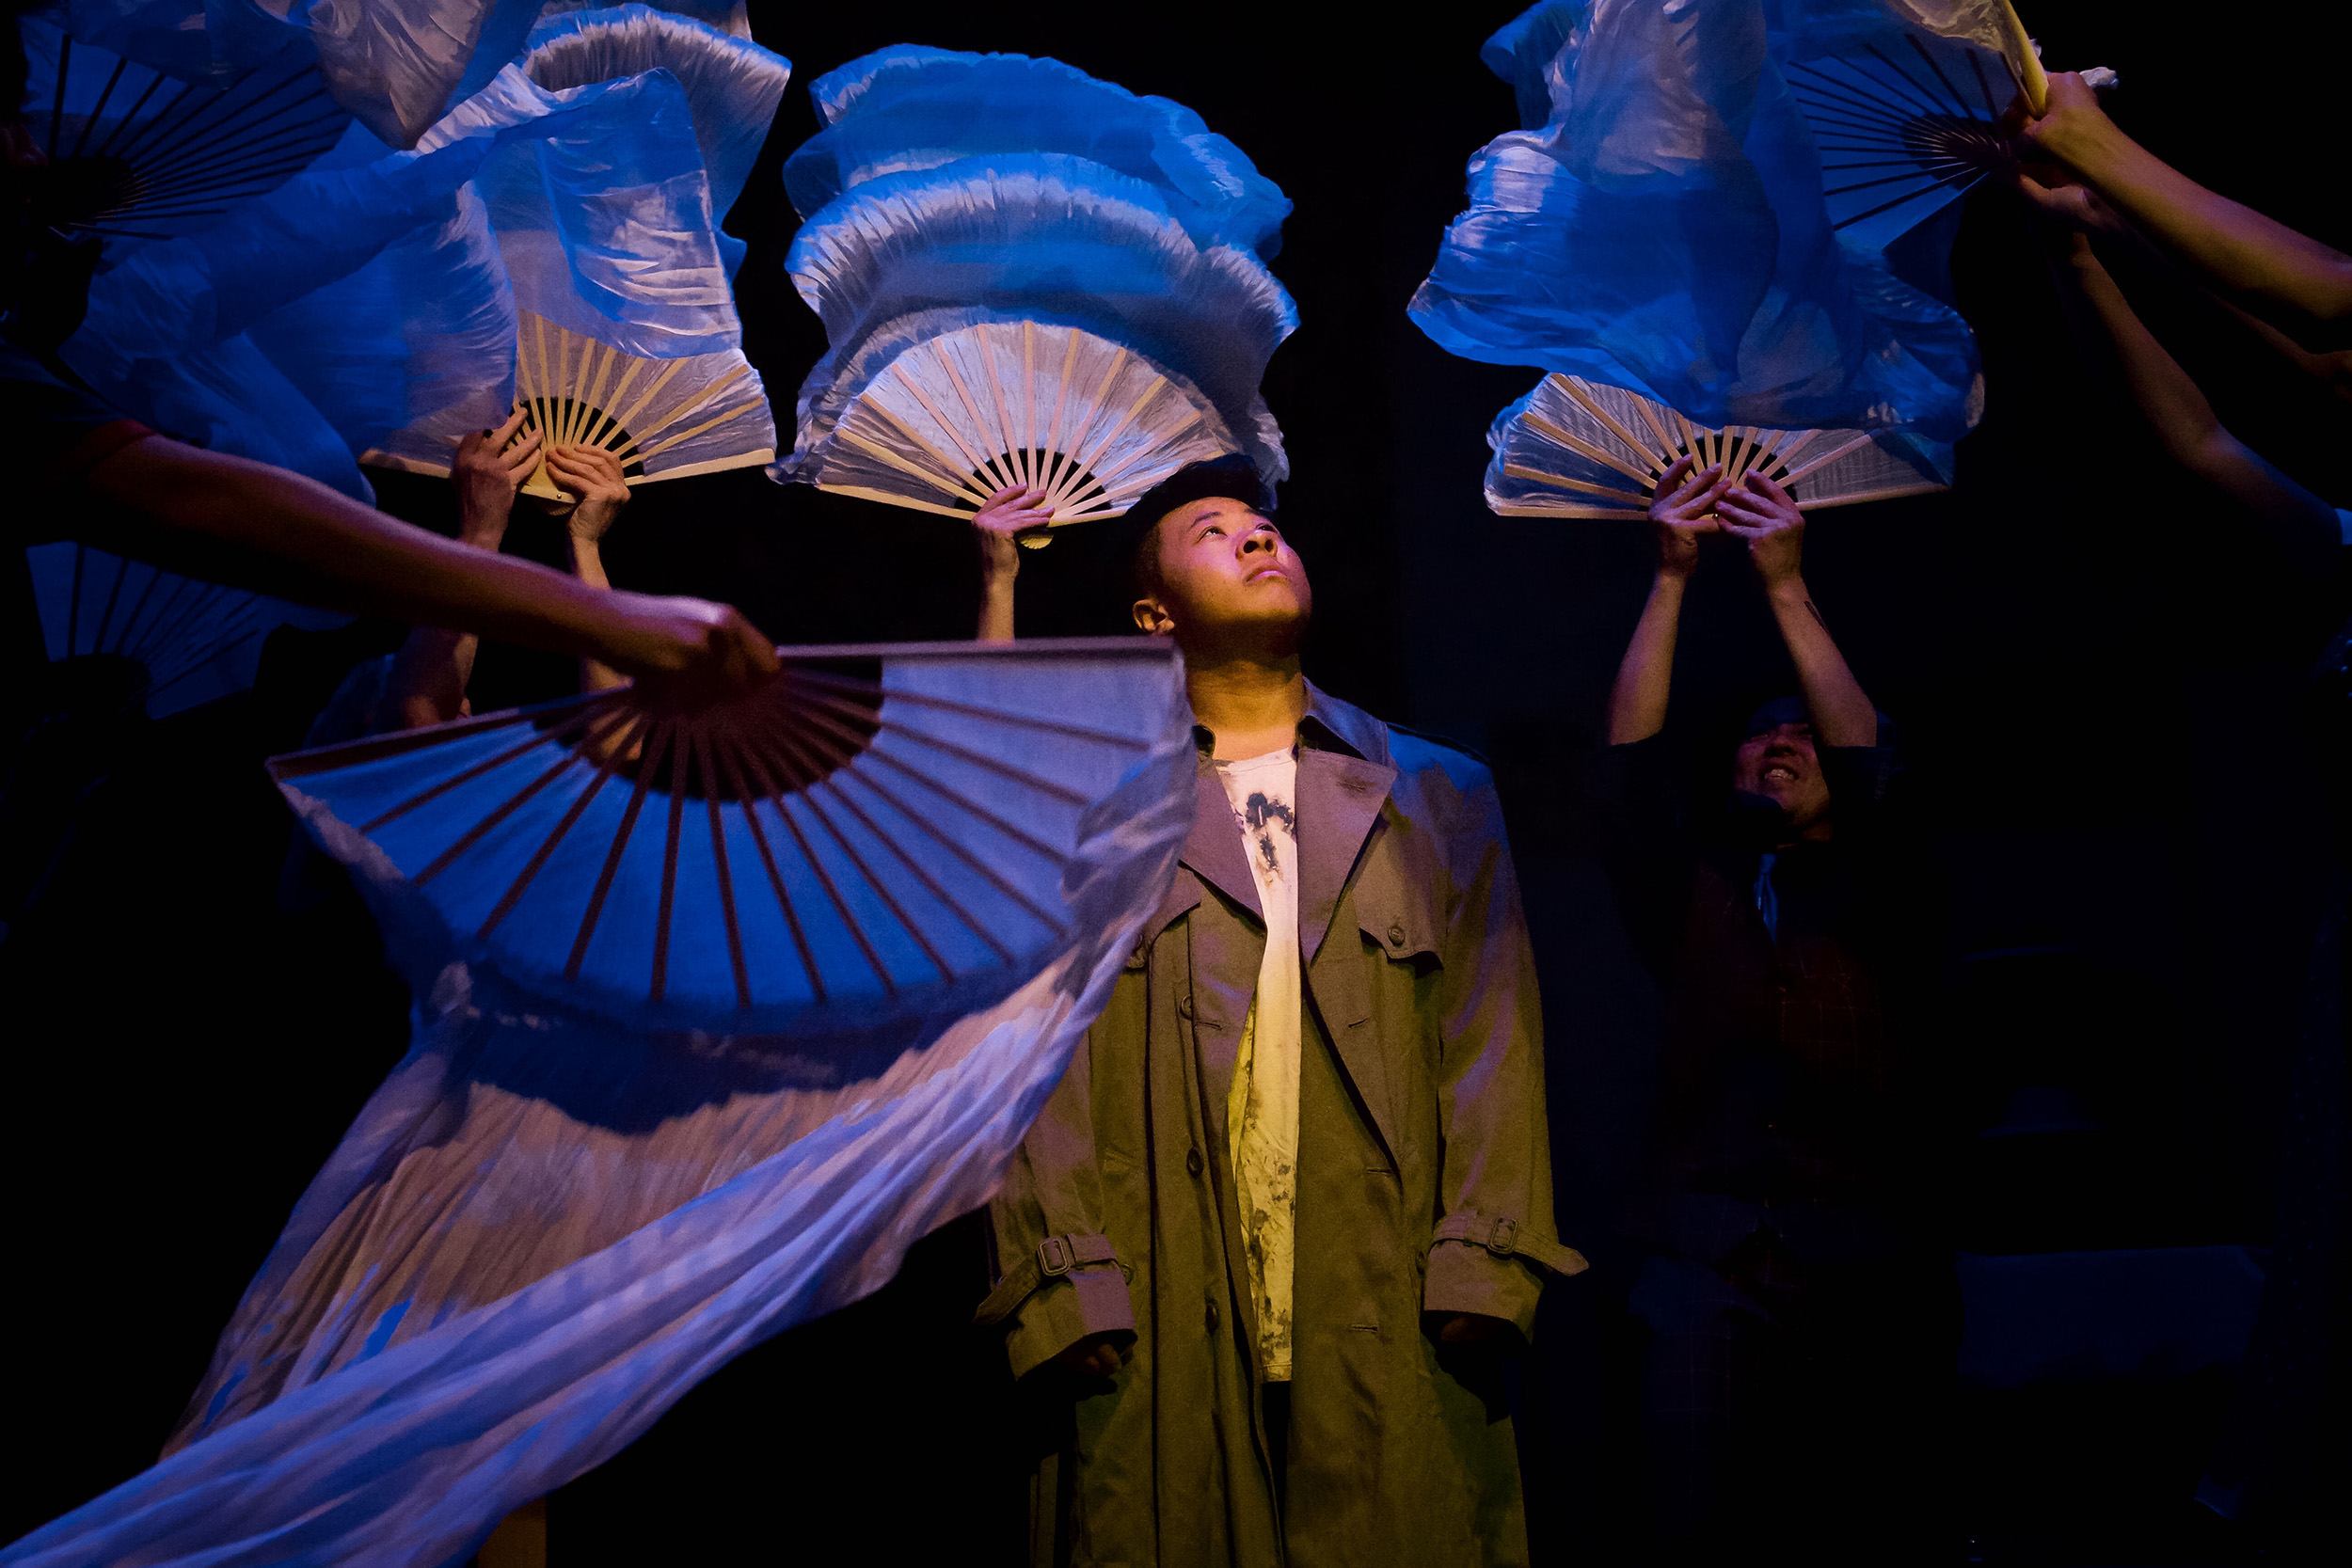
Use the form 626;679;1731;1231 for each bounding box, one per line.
1741;695;1899;743
1123;454;1272;531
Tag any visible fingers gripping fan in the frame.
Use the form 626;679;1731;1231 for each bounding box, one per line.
269;639;1185;1033
812;319;1238;533
510;310;773;501
22;15;350;247
1486;373;1948;518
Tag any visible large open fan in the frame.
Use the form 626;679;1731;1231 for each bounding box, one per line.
501;309;772;499
22;16;350;246
780;48;1295;531
785;157;1295;529
1776;13;2012;253
1486;372;1948;518
810;319;1236;529
26;543;345;718
270;638;1184;1033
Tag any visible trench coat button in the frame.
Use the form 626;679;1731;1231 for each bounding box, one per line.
1387;923;1406;948
1176;991;1194;1020
1205;1299;1220;1331
1186;1148;1205;1178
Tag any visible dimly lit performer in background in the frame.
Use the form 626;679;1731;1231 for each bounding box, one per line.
2023;160;2348;1546
1591;458;1949;1563
2;13;772;696
374;410;638;730
980;456;1581;1565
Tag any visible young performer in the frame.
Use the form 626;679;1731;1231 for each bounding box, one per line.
1593;459;1949;1562
980;457;1579;1566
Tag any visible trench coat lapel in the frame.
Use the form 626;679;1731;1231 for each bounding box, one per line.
1294;748;1396;965
1295;746;1403;1163
1178;764;1262;920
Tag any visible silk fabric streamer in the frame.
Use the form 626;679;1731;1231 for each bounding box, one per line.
1409;0;1980;442
2;644;1196;1567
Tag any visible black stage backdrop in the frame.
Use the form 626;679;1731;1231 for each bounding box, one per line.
4;1;2345;1560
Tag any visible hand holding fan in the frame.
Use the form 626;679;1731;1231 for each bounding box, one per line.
507;309;773;500
1486;372;1949;518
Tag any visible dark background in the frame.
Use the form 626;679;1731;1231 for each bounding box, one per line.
4;0;2344;1560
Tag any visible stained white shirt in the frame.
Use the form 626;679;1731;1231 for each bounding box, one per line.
1215;746;1301;1382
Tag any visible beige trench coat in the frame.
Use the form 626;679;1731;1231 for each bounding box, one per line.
982;686;1584;1567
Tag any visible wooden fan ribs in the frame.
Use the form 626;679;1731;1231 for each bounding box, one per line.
1503;375;1851;515
834;323;1219;525
295;655;1159;1015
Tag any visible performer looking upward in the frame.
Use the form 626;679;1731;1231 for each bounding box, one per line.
1592;460;1949;1562
981;457;1580;1566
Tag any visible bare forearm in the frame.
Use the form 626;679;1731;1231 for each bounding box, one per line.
2048;241;2340;554
977;571;1016;642
85;439;636;661
1606;572;1686;745
382;626;479;730
2055;239;2227;463
568;537;628;693
1766;578;1876;749
2044;119;2352;343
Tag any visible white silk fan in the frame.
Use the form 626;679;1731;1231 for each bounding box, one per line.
1486;373;1949;518
368;311;775;500
807;319;1238;542
509;311;773;500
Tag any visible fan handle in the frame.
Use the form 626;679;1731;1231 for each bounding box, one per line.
1998;0;2050;116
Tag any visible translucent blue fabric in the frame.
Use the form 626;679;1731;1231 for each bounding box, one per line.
786;44;1291;260
514;4;789;236
1481;0;1585;130
432;62;746;359
245;181;516;464
67;1;505;147
1410;0;1979;442
783;152;1297;488
59;126;507;496
0;646;1197;1568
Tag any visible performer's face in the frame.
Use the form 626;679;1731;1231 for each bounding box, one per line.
1732;720;1833;834
1132;496;1311;652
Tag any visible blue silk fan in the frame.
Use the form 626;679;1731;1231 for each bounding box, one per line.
26;543;343;719
1772;11;2012;253
21;14;350;247
270;639;1184;1033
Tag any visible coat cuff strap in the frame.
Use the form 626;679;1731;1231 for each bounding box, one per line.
975;1231;1122;1327
1430;1211;1588;1275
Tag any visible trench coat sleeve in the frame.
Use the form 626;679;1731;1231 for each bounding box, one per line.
982;1027;1138;1380
1421;764;1584;1338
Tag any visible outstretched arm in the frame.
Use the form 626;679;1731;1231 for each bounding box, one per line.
1607;456;1724;745
1715;473;1878;749
381;409;538;729
2014;72;2352;349
969;483;1051;641
2036;224;2340;564
78;435;778;697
